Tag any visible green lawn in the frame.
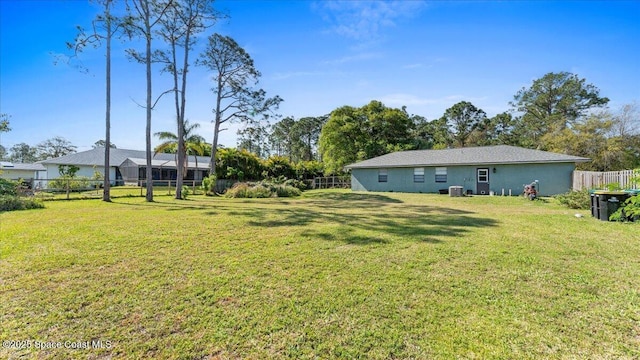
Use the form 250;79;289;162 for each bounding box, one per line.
1;190;639;359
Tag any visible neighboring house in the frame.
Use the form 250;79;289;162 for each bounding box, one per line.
38;147;210;185
344;145;590;196
0;161;46;187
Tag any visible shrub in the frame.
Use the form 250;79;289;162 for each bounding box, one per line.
181;185;191;200
610;194;640;222
49;176;91;191
264;156;295;179
0;195;45;212
284;179;308;191
225;183;271;198
555;189;590;210
224;182;301;198
0;178;18;196
274;184;302;197
225;183;250;198
201;174;217;196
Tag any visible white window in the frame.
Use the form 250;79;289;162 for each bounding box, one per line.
435;167;447;183
378;169;388;182
477;168;489;183
414;167;425;182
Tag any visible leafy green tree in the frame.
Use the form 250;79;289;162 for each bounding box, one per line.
215;148;263;180
269;116;296;158
154;120;207;176
362;101;415;156
9;144;38;163
263;156;295;179
412;116;452;149
268;116;326;162
93;140;117;148
36;137;77;160
0;113;10;133
0;113;10;163
292;116;326;161
237;118;270;158
478;112;516;146
57;165;82;200
295;160;324;180
440;101;487;148
510;72;609;148
609;102;640;169
198;33;282;176
319;100;415;174
319;105;367;175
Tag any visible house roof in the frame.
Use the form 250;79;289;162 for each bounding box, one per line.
0;162;46;171
38;147;210;168
344;145;590;170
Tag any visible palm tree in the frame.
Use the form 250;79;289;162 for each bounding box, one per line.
154;120;207;178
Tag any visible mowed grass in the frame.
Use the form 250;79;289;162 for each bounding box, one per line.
1;190;639;359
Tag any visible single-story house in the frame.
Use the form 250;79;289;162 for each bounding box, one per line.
344;145;590;196
0;161;47;184
38;147;210;185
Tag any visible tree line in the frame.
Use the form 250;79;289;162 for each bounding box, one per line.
3;71;638;183
318;72;640;174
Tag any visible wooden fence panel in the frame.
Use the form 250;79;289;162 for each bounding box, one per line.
573;170;638;190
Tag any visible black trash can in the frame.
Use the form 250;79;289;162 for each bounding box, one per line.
607;197;622;221
598;194;611;221
590;193;599;219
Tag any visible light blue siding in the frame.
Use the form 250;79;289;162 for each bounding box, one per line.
350;163;576;196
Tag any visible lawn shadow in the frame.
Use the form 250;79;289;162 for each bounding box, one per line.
301;192;403;209
238;194;498;245
111;198;216;211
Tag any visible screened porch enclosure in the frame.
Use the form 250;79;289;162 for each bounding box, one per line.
119;158;209;184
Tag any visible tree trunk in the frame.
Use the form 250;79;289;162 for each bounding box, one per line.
103;0;112;202
171;39;184;200
210;119;220;177
210;76;223;176
144;7;154;202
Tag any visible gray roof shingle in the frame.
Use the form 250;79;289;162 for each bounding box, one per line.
38;147;210;168
0;162;46;171
344;145;590;170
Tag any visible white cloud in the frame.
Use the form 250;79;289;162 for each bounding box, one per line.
323;52;383;65
377;93;495;118
271;71;326;81
403;63;423;69
314;0;427;41
378;93;464;107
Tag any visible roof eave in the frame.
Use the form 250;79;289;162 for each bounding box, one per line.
346;159;590;169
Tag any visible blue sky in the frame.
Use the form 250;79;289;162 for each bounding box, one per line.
1;0;639;153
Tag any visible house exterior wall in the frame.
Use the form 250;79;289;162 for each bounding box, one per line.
0;169;41;180
350;162;576;196
44;165;117;184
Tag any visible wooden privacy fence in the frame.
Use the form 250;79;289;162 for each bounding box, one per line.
573;170;639;191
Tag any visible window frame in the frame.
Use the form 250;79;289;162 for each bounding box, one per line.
435;167;447;183
378;168;388;183
477;168;489;183
413;167;425;183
